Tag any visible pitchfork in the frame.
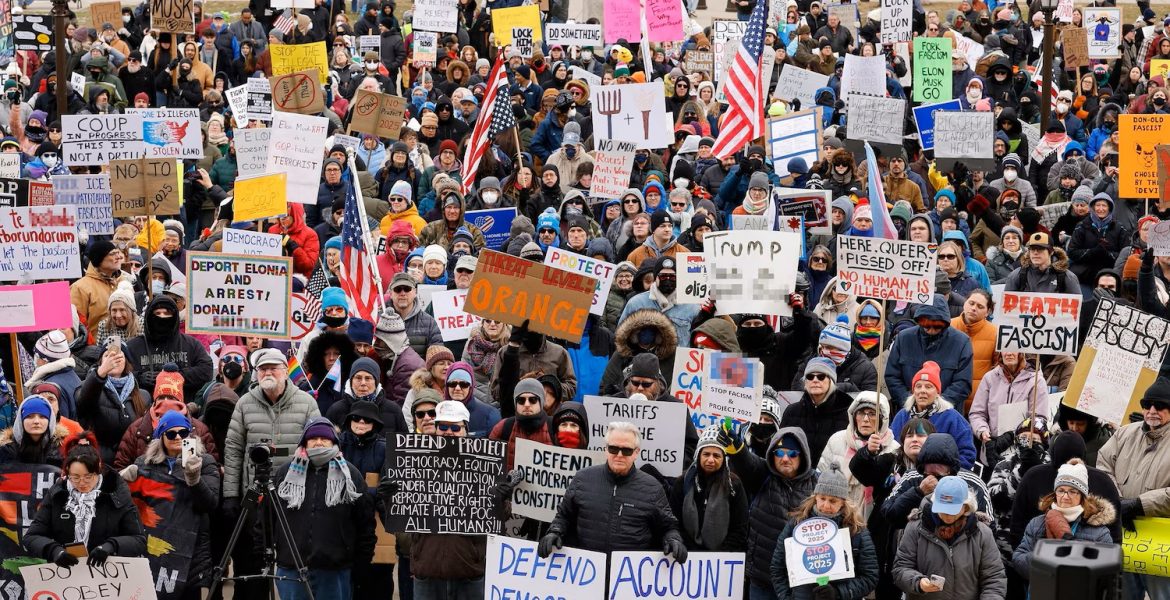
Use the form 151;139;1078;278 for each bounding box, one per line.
596;89;622;140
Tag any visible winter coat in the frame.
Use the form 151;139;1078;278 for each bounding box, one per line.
1097;420;1170;517
325;389;410;437
70;265;124;334
222;382;321;498
618;287;699;344
124;295;214;400
740;309;824;392
488;413;553;470
779;388;854;466
968;365;1048;439
883;297;974;405
890;395;977;468
338;430;386;486
1012;493;1115;578
443;361;501;438
547;462;684;554
599;309;678;396
266;203;320;276
1068;216;1129;284
881;434;993;530
399;300;443;358
892;499;1007;600
417;218;487;252
377;345;424;406
114;412;219;470
771;515;879;600
490;339;577;405
270;457;376;569
23;466;147;559
1003;247;1081;293
818;394;900;519
26;358;81;420
950;316;998;414
668;464;749;552
563;321;614;403
76;370;150;466
791;350;878;394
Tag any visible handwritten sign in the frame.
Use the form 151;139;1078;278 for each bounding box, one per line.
267;112;328;201
62;114;145;166
185;252;293;338
348;89;407;139
413;31;438;65
913;37;952;102
246;78;273;122
512;27;534;59
464;250;595;343
128;108;203;159
934;110;995;171
996;292;1081;355
150;0;194;33
881;0;912;43
90;0;123;29
646;0;684;42
222;228;283;257
773;67;829;106
1085;8;1121;59
913;100;962;151
53;174;112;235
841;55;887;105
110;158;180;217
22;557;158;600
704;351;763;422
431;288;481;341
271;69;325;115
234;128;270;177
836;235;937;303
608;552;746;600
1122;517;1170;576
589;139;636;199
712;21;748;81
486;536;607;597
271;41;329;81
413;0;459;32
767;110;823;178
705;230;802;317
383;434;505;534
603;0;642;43
233;173;288;222
544;247;617;316
492;4;542;45
584;395;688;477
225;84;250;126
546;23;603;46
1120;114;1170;198
1063;27;1090;69
0;206;81;281
682;50;715;76
1149;220;1170;256
846;95;905;146
511;439;605;522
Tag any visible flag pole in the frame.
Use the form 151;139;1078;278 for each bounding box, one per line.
345;148;387;316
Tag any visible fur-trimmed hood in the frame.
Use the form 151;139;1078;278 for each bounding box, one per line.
1037;492;1117;528
28;357;76;384
0;423;71;446
614;309;678;359
902;394;957;415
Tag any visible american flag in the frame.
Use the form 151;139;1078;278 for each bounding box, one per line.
711;0;768;159
460;51;509;194
306;261;329;298
273;9;295;35
339;183;379;321
863;141;898;240
487;77;517;138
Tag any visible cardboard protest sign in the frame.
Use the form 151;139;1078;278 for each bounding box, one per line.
590;139;637;199
62;114;145;166
414;31;439;64
348;89;407;139
90;1;123;29
1149;219;1170;256
270;41;329;81
127;108;203;159
150;0;194;33
705;230;802;316
1064;300;1169;424
836;236;937;303
222;228;283;257
383;434;505;534
13;14;53;52
603;0;642;43
995;292;1081;355
681;50;715;76
511;27;535;58
466;208;517;251
431;289;481;341
841;55;887;105
0;461;59;600
0;154;19;179
492;5;542;45
703;352;764;422
767;109;824;178
0;205;80;280
784;517;856;586
1158;145;1170;208
881;0;912;43
934;110;995;171
267;112;329;202
646;0;684;42
546;23;603;47
1120;114;1170;198
234;128;270;177
511;439;605;522
677;252;708;305
584;395;688;477
773;67;829;107
913;37;952;102
1122;518;1170;576
712;20;748;81
246;78;273;122
271;69;326;115
233;173;288;222
0;177;28;208
413;0;459;32
0;282;73;332
1085;8;1121;59
486;536;607;597
846;94;905;147
22;557;158;600
608;552;746;600
1063;27;1090;69
185;252;293;338
464;249;595;343
774;188;830;233
53;174;113;235
913;100;962;151
110;158;180;217
672;347;726;431
544;247;617;316
590;82;672;150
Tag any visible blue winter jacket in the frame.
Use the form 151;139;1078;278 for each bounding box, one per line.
564;325;609;403
941;230;992;290
883;295;974;406
619;292;700;346
715;166;782;214
889;396;978;468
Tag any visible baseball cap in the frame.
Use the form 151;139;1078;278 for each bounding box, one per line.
435;400;470;423
1026;232;1052;250
932;476;969;515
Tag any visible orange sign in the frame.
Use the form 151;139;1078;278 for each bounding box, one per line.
1119;114;1170;198
464;249;596;343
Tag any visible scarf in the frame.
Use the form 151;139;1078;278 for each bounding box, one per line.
742;193;767;215
1090;210;1114;231
464;332;503;378
934;513;969;543
649;283;675;310
1051;502;1085;522
1001;247;1023;261
908;401;938;420
277;446;361;509
855;324;881;351
65;477;102;547
820;346;848;366
681;467;731;549
104;374;136;407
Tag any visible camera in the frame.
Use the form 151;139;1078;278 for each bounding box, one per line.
249;440;275;465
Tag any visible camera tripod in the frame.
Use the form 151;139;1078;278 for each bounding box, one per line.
208;464;315;600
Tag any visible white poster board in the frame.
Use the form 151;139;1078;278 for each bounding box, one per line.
221;228;283;257
1085;8;1121;59
413;0;459;32
608;552;746;600
589;82;672;150
703;351;764;422
53;174;113;236
266;111;328;202
234;127;271;178
546;23;603;46
995;292;1081;355
773;67;829;107
845;94;906;146
836;235;937;303
511;438;605;522
584;395;688;477
128;107;204;159
62;114;146;166
486;536;607;598
185;252;293;338
676;252;708;304
880;0;913;44
544;247;616;317
21;557;158;600
431;288;481;341
840;55;887;105
933;110;996;170
705;230;802;317
784;517;856;587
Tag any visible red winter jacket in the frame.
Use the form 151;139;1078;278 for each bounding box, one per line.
268;203;320;276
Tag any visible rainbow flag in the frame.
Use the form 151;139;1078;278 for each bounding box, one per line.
287;355;307;388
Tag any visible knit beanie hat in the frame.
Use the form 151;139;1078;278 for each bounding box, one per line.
819;315;852;352
86;239;118;267
153;409;191;439
13;396;54;445
300;416;338;446
108;280;137;312
1054;459;1090;497
349;356;380;381
425;346;455;370
34;330;70;361
761;386;782;422
1070;185;1094;205
321;287;347;311
154;366;185;402
514;378;545;402
650;209;671;232
1140;377;1170;410
521;242;545;261
694;425;725;459
804;357;838;383
1000;225;1023;242
423;244;448;265
624;352;665;386
390;180;413;203
814;462;850;499
348;318;374;345
912;361;942;392
451;227;475;249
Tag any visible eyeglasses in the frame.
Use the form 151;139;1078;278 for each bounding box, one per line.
805;373;829;382
414;409;436;419
539;229;556;235
437;423;463;433
628;379;657;389
390;196;408;202
392;286;414;294
623;199;640;205
1054;489;1081;498
937;254;958;260
856;410;878;420
163;428;191;440
516;394;541;405
606;445;636;456
446;381;471;390
68;473;98;484
774;448;801;459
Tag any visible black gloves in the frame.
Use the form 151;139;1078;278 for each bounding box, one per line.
813;582;838;600
1121;498;1145;532
508;319;531;347
168;58;180;70
377;476;400;499
88;542;114;567
53;547;79;568
663;535;688;564
492;469;524;499
537;532;562;558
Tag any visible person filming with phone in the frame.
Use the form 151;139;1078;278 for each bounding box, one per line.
77;337;150;468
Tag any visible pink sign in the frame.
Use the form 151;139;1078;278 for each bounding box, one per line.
646;0;684;42
0;282;73;333
604;0;642;43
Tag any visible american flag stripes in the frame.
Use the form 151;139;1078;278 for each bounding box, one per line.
339;182;379;321
460;51;510;194
273;10;295;35
711;0;769;159
306;262;329;299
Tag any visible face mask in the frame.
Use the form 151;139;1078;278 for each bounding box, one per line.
6;90;19;103
565;146;577;159
634;154;647;164
322;314;348;328
222;361;243;380
1003;168;1017;183
47;83;55;94
482;191;498;204
738;324;770;348
1056;102;1069;113
752;422;777;440
749;158;763;171
557;429;580;447
123;14;131;23
43;154;58;168
656;276;677;295
365;61;379;70
1157;97;1168;107
1104;121;1116;131
523;331;544;353
581;51;592;61
151;280;166;295
966;89;981;102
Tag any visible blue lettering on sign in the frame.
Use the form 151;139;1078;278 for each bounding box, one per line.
495;539;599;585
802;545;836;574
609;554;745;599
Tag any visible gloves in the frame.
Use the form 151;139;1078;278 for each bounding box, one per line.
737;154;752;173
787;293;804;311
377;476;400;499
813;583;838;600
118;27;130;37
87;542;114;567
1121;498;1144;532
640;463;664;481
717;419;745;454
168;58;180;70
700;297;717;315
918;475;939;496
537;532;562;558
492;469;524;499
508;319;531;346
183;453;202;486
53;546;79;568
120;464;138;482
283;235;299;253
663;535;688;564
1044;509;1073;540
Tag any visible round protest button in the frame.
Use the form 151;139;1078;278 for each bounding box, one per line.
802;544;836;575
792;517;838;546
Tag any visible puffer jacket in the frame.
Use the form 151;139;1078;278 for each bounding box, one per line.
791;349;878;393
1097;420;1170;517
949;315;998;415
23;465;147;559
984;245;1022;284
881;434;994;530
729;427;818;590
25;358;81;420
818;393;900;519
271;457;375;570
114;411;219;470
76;369;150;466
401;299;443;358
599;309;678;396
1012;493;1115;578
124;295;215;400
325;388;410;437
770;514;880;600
889;395;977;469
1068;214;1129;284
547;462;684;553
222;382;321;498
1003;247;1081;294
883;295;974;405
490;338;578;404
266;203;320;276
892;497;1007;600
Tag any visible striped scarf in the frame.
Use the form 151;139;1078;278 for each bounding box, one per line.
854;324;881;351
277;446;361;509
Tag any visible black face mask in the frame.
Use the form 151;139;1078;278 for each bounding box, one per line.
749;158;763;171
6;90;19;103
151;315;177;334
322;314;348;328
1156;97;1167;106
523;331;545;353
657;275;677;295
738;325;771;349
752;422;777;440
222;361;243;380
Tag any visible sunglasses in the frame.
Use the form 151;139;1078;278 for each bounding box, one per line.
437;423;463;433
516;394;541;405
623;199;640;205
774;448;801;459
414;409;436;419
937;254;958;260
222;355;244;364
352;416;373;424
670;201;686;207
810;256;828;264
446;381;471;390
606;445;636;456
629;379;657;389
805;373;830;382
164;429;191;440
392;286;414;294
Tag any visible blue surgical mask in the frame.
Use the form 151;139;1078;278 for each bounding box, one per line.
565;146;577;159
151;280;165;295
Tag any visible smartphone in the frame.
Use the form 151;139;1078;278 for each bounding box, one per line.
106;334;122;350
182;438;196;464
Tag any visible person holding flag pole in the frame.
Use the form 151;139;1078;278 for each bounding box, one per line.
342;148;386;323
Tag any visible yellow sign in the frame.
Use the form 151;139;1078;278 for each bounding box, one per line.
1119;114;1170;198
270;41;329;82
233;173;288;222
492;5;543;45
1122;517;1170;576
1152;59;1170;80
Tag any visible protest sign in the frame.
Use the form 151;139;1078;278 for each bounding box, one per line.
671;347;724;431
682;50;715;76
271;41;329;81
127;108;203;159
0;206;81;281
62;114;145;166
246;78;273;122
150;0;194;33
603;0;642;43
267;112;329;201
546;23;603;47
824;2;859;29
773;67;829;106
110;158;180;217
235;128;270;177
289;292;319;340
28;181;52;207
348;89;407;139
0;177;28;208
0;154;19;179
836;236;937;303
22;557;158;600
913;100;962;151
934;110;995;171
1063;27;1090;69
545;247;616;316
841;55;887;105
1120;114;1170;198
14;14;53;52
511;439;605;522
590;139;637;199
225;84;250;126
332;133;360;153
1064;299;1169;424
271;69;326;115
358;35;380;54
0;282;73;332
1149;220;1170;256
486;536;607;598
414;31;439;65
646;0;684;42
511;27;535;58
466;208;517;251
731;214;770;230
417;284;447;311
1159;145;1170;208
584;395;688;477
590;82;671;149
1122;518;1170;576
431;289;481;341
881;0;912;43
222;228;283;257
608;552;746;600
272;0;313;8
91;1;123;29
767;109;823;177
413;0;459;32
185;252;293;338
0;464;60;599
53;174;112;235
383;434;505;534
677;252;708;305
233;173;288;222
464;249;596;343
784;517;856;586
712;20;748;81
703;352;764;422
705;230;802;316
995;292;1081;355
913;37;952;102
492;5;542;45
571;65;602;87
774;188;830;233
1085;8;1121;59
845;94;906;147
